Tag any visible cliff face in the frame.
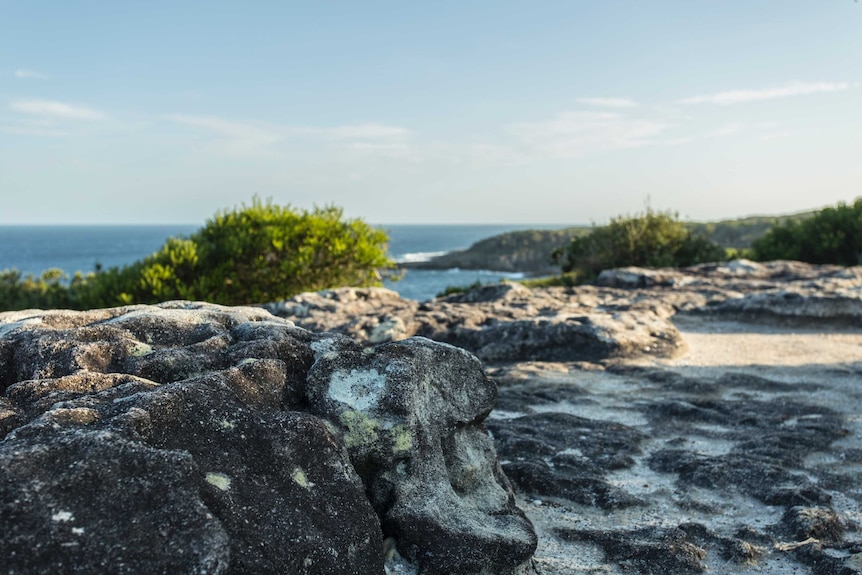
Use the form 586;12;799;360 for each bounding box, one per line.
401;227;587;275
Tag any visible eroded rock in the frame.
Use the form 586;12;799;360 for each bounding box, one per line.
269;262;862;364
0;302;534;575
306;334;537;574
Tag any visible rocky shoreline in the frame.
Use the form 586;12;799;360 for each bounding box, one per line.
1;259;861;574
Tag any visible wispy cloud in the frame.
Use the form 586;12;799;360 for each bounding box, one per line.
167;114;283;155
303;123;411;140
510;111;667;158
576;97;638;108
11;99;105;120
167;115;413;158
168;114;281;143
3;125;68;137
680;81;849;105
703;123;745;138
14;69;47;80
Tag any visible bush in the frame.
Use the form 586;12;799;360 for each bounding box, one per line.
0;199;394;311
752;197;862;265
189;200;391;305
552;208;726;280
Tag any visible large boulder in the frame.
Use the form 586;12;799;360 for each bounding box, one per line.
307;334;536;574
0;302;536;575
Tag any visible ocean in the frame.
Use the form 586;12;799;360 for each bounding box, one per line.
0;224;552;302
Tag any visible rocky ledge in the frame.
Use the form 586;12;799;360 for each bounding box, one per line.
0;303;536;575
264;259;862;574
264;259;862;362
2;259;861;575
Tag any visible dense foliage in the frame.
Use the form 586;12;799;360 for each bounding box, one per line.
687;212;814;250
552;208;726;280
0;200;393;311
751;197;862;265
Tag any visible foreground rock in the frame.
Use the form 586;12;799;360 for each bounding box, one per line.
0;302;536;575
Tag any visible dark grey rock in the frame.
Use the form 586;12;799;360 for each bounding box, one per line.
488;412;645;509
556;525;708;574
0;302;535;575
306;334;537;574
487;361;862;575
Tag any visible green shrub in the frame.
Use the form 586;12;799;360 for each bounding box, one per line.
0;199;394;311
552;208;726;280
190;200;391;305
752;197;862;265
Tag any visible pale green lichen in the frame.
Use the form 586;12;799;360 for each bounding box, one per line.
292;467;314;488
329;368;386;410
390;425;413;453
205;472;231;491
218;419;236;430
237;358;257;367
128;341;154;357
339;410;380;449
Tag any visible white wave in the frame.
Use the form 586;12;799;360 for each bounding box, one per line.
396;251;448;263
444;268;525;278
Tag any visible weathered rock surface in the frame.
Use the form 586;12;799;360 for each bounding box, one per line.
265;260;862;574
265;283;686;363
266;261;862;364
0;302;536;575
487;358;862;575
597;259;862;324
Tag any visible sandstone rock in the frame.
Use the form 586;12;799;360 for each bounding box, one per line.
490;362;862;575
270;284;687;363
307;334;537;574
0;302;535;575
268;262;862;366
262;287;419;345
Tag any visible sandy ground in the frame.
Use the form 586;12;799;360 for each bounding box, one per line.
513;316;862;575
662;315;862;369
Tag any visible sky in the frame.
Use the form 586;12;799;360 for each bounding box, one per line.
1;1;860;225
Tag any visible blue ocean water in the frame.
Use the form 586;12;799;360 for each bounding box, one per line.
0;224;552;302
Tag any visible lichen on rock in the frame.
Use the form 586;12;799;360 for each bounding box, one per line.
0;301;535;575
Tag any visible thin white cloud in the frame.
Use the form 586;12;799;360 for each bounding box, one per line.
309;123;411;140
680;82;849;105
3;125;68;137
14;69;47;79
703;123;745;138
510;111;667;158
11;99;105;120
576;97;638;108
167;115;413;158
168;114;281;142
167;114;283;155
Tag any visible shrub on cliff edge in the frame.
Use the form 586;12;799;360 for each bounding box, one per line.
0;199;393;311
552;208;726;280
752;197;862;265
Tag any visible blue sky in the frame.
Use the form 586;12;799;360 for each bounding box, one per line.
1;1;860;224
